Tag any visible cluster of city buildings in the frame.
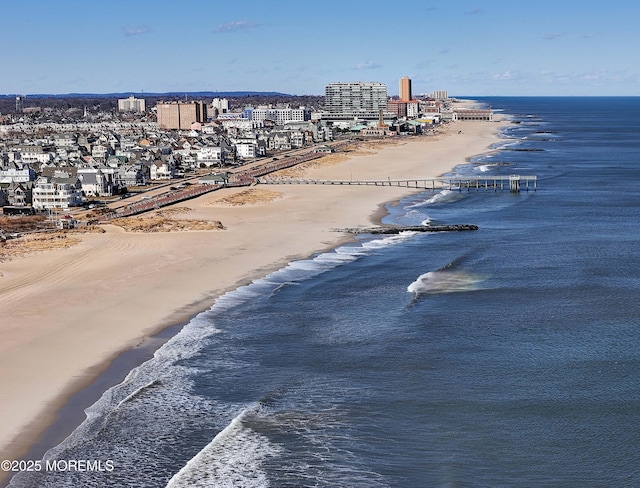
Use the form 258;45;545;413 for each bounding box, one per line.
1;78;493;211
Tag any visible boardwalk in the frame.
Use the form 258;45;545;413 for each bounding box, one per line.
99;151;329;221
257;175;537;192
102;183;224;220
98;148;536;223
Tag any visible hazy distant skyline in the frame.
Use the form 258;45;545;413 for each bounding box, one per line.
2;0;639;97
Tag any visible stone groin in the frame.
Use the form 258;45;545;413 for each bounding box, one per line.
340;224;478;235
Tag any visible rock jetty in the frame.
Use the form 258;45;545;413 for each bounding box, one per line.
339;224;478;235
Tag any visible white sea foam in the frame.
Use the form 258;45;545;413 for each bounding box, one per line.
407;270;485;295
407;189;459;208
471;151;494;163
495;139;523;149
152;316;222;362
361;231;416;250
213;237;412;308
116;379;161;409
268;281;299;297
165;405;280;488
214;287;262;310
399;208;431;225
334;246;366;257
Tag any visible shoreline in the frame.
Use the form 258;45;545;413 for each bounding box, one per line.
4;202;388;472
0;114;505;484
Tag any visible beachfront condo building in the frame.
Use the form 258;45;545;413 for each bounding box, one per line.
325;82;388;113
323;82;393;121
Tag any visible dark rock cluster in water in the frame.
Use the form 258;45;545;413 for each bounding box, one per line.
340;224;478;234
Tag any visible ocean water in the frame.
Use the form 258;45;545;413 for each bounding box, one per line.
10;97;640;487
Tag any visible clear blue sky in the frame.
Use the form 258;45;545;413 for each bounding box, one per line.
2;0;639;96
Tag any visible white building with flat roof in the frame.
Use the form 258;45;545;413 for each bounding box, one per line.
323;82;393;120
248;107;310;124
325;82;388;112
212;98;229;113
118;95;146;113
196;147;224;167
430;90;448;100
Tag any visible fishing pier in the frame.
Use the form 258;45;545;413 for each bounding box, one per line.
257;175;537;193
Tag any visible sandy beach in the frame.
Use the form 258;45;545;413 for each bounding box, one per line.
0;116;503;477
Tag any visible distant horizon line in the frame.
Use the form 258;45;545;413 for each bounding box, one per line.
1;91;297;99
2;92;638;99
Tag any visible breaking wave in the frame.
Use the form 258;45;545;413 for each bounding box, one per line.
408;270;485;295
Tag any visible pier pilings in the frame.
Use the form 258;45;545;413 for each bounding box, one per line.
257;175;537;193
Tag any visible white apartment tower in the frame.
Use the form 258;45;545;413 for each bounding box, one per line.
118;95;146;113
430;90;448;100
212;98;230;113
324;82;389;116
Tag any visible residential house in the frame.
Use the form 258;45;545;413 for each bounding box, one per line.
16;145;54;165
91;143;112;162
116;163;149;188
32;176;83;210
235;142;257;160
77;165;114;197
107;155;128;168
52;133;78;149
270;132;292;151
196;146;223;167
0;162;36;184
231;136;260;160
290;131;305;148
150;158;175;180
2;181;34;206
180;154;197;171
255;139;267;157
119;136;138;151
106;133;120;150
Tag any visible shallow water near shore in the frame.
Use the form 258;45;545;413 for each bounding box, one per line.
9;97;640;487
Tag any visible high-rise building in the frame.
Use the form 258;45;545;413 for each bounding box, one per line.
156;101;208;130
324;82;389;117
118;95;146;113
399;77;412;101
211;98;229;113
430;90;448;100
